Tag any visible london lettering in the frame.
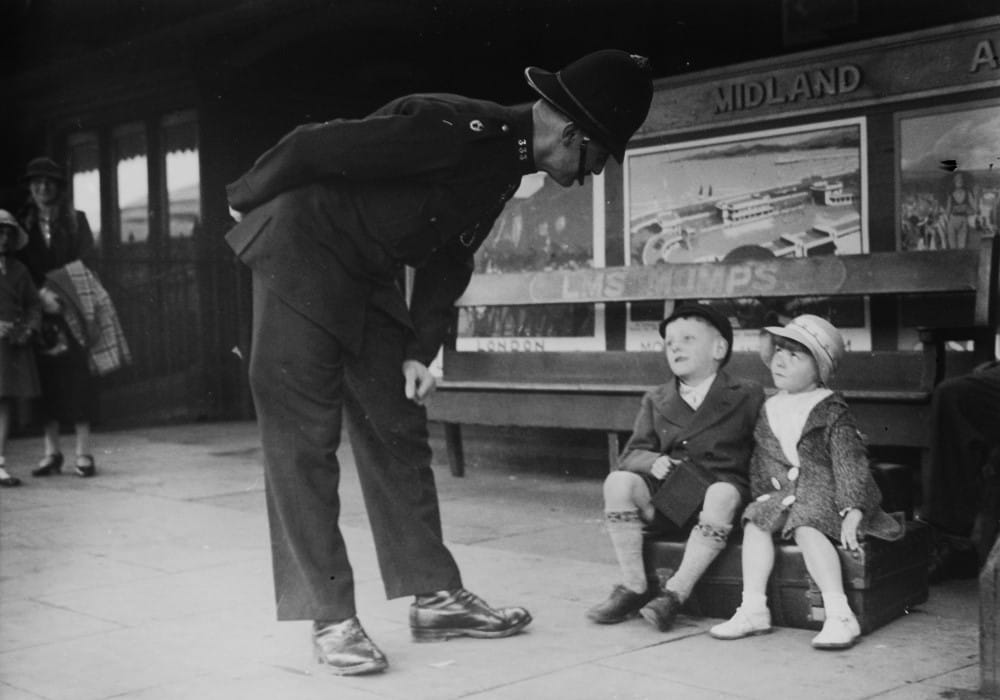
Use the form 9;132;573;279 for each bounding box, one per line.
714;65;862;114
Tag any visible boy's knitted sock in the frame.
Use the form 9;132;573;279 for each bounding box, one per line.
821;592;853;618
665;519;732;602
741;591;768;613
605;510;647;593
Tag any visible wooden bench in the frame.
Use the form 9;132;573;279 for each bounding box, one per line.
427;237;998;477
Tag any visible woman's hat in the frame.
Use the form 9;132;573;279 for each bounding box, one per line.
22;156;66;184
0;209;28;250
760;314;845;385
658;302;734;365
525;50;653;162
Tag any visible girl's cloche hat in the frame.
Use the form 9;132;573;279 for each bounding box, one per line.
760;314;845;385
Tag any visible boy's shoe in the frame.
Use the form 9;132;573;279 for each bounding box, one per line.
586;584;656;624
409;588;531;641
312;617;388;676
0;474;21;487
709;607;773;640
639;589;682;632
811;613;861;650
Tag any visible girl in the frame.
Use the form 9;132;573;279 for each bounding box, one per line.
0;210;41;487
709;314;903;649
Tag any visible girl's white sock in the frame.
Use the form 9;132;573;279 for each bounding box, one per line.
821;592;853;618
741;591;768;613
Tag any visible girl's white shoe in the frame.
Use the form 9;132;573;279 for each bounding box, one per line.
811;613;861;650
709;607;772;640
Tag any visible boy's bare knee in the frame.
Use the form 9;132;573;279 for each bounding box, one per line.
701;482;742;523
603;470;645;509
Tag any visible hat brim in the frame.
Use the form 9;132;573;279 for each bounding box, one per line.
525;66;624;162
760;325;832;384
20;172;66;184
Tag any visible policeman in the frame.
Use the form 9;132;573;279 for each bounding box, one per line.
226;49;653;676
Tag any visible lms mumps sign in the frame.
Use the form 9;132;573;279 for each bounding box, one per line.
516;258;849;305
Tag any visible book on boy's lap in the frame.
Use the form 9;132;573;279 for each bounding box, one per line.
651;459;716;527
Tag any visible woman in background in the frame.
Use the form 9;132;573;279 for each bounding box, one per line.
17;156;99;478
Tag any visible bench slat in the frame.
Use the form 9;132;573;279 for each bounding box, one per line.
456;248;982;311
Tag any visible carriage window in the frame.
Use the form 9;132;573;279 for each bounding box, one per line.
68;132;101;245
162;111;201;239
113;122;149;245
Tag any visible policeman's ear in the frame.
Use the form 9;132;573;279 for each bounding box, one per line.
560;122;582;148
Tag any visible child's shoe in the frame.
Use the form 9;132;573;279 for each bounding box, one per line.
709;607;772;640
811;613;860;650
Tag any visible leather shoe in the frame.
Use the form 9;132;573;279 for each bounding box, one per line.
0;475;21;487
75;455;97;478
639;589;683;632
312;617;388;676
586;584;656;624
409;588;532;641
32;453;63;477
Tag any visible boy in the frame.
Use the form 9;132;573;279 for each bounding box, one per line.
587;302;764;631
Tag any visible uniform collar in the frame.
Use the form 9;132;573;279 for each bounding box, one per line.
509;105;536;175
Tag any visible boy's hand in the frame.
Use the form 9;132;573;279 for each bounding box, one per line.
651;455;680;479
840;508;863;551
402;359;437;405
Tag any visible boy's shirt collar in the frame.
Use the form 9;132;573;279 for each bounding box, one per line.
677;372;717;410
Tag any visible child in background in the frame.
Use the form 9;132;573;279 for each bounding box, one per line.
710;314;903;649
0;210;41;487
587;303;764;631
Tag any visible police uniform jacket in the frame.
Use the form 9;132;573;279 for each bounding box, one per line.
225;94;536;364
617;370;764;500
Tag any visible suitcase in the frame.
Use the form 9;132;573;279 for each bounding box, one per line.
643;521;930;634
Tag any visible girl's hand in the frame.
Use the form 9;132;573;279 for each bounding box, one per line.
840;508;863;551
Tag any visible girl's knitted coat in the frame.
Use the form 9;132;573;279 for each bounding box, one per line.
742;392;904;542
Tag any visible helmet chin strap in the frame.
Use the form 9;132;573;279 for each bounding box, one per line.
575;137;590;186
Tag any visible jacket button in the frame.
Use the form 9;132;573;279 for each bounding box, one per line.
781;494;796;507
771;477;781;490
756;494;771;502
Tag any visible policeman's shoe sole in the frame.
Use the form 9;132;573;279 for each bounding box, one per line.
410;614;532;642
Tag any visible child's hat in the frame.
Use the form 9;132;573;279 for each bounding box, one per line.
659;302;734;365
760;314;845;385
0;210;28;251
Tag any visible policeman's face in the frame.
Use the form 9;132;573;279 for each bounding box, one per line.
548;126;610;187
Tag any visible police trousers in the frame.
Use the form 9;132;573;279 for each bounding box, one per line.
248;275;462;621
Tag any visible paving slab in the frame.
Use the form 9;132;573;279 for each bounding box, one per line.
0;421;989;700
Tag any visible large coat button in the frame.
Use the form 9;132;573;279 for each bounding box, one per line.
771;477;781;490
781;494;796;507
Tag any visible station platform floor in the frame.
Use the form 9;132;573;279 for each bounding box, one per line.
0;420;990;699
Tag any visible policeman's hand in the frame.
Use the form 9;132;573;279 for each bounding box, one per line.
402;359;437;405
228;205;243;223
840;508;863;551
650;455;678;480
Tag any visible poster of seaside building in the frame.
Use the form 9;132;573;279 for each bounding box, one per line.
623;117;871;352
